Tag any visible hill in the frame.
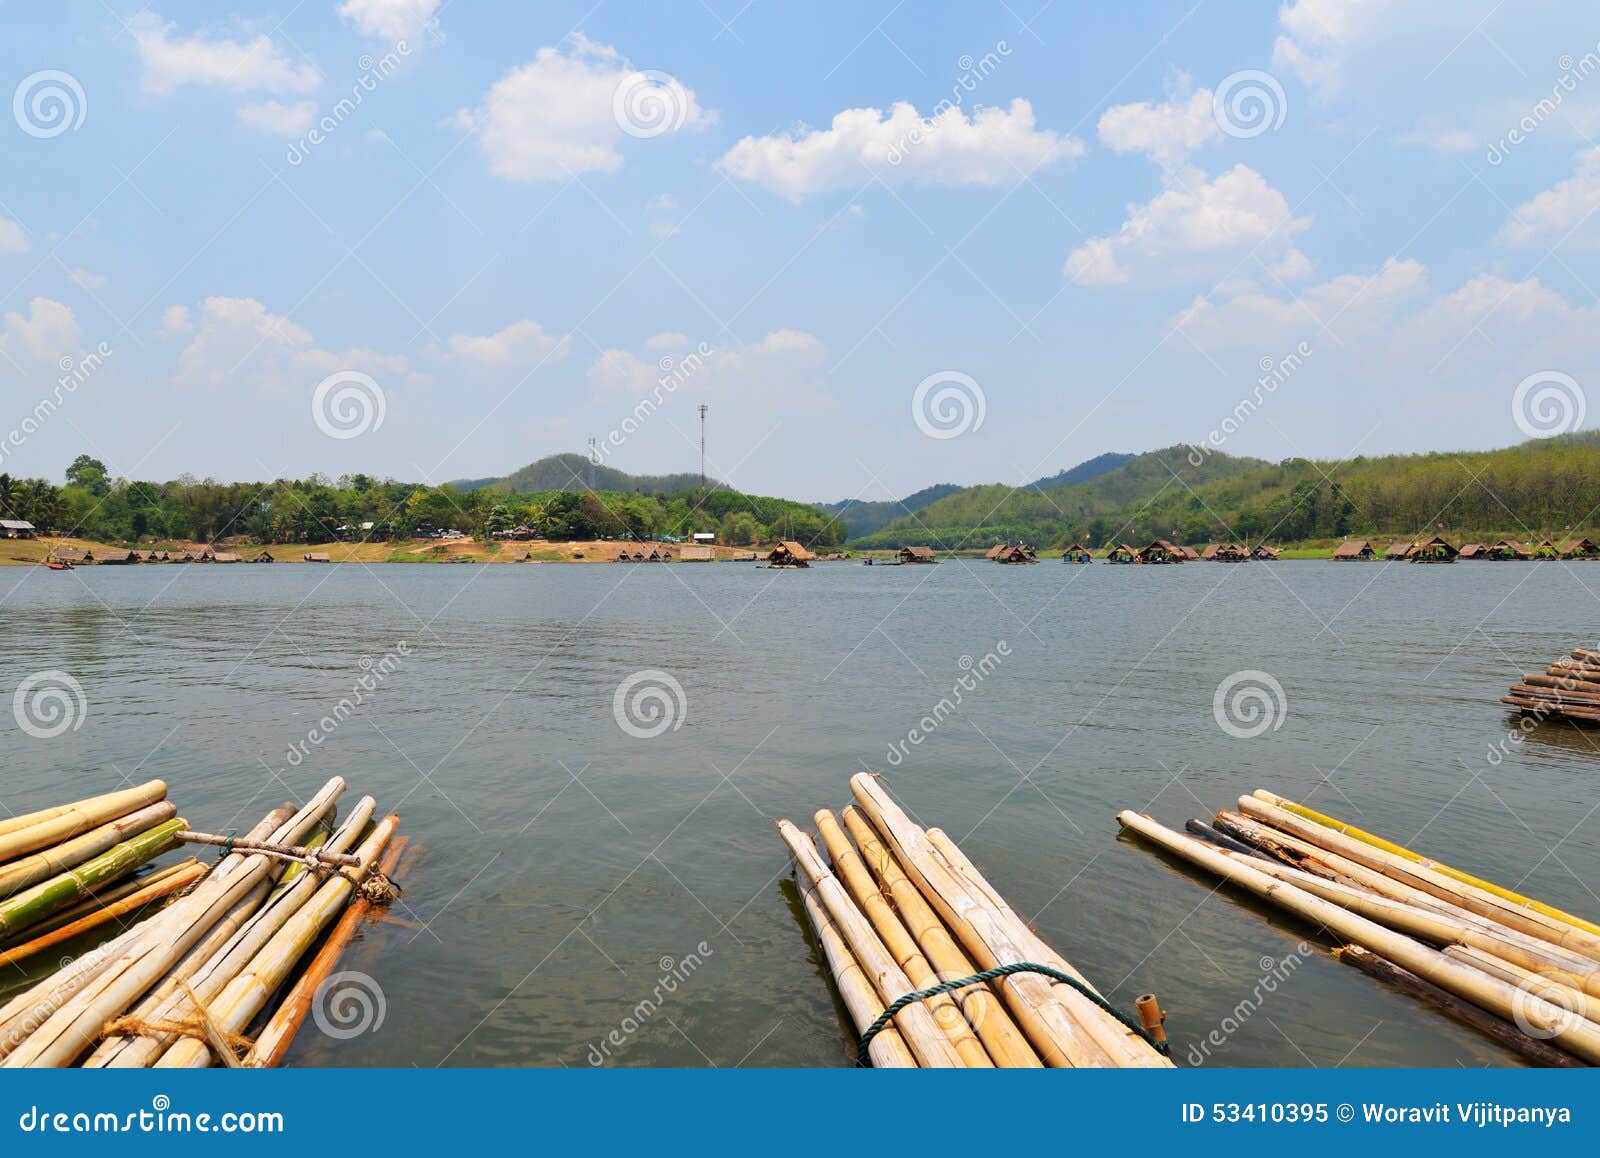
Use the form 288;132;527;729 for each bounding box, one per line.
814;483;962;539
1026;451;1137;490
454;453;720;496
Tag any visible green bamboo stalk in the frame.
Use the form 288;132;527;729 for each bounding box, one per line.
0;859;201;949
0;803;178;901
0;820;185;940
0;782;168;864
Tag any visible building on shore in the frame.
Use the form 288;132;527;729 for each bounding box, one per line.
0;519;37;539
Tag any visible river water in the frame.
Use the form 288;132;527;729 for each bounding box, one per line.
2;558;1595;1067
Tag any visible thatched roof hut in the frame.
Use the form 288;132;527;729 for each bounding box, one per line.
1061;543;1092;563
1383;541;1411;560
1561;537;1600;560
1201;543;1247;562
250;550;274;563
990;544;1036;564
1531;538;1561;559
54;547;93;564
303;551;332;562
1406;535;1458;563
1104;543;1138;564
97;550;140;565
1138;539;1186;564
211;551;242;564
1251;545;1281;559
1459;543;1484;559
898;546;938;563
765;540;815;568
1331;539;1375;560
143;550;169;562
176;547;213;563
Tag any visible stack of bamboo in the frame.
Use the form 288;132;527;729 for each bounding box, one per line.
1502;646;1600;723
0;781;203;971
781;773;1172;1068
1121;790;1600;1066
0;776;402;1068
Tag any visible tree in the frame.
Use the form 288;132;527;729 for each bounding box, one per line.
65;454;109;496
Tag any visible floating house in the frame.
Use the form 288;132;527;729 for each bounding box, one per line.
765;540;816;568
1459;543;1484;559
1104;543;1139;564
0;519;37;539
97;550;140;565
1251;545;1282;560
1406;535;1459;563
898;546;939;564
211;551;242;564
1383;541;1411;560
54;547;93;565
144;550;170;562
250;550;274;563
1201;543;1248;562
1531;538;1561;559
303;551;332;563
1561;537;1600;560
644;545;674;561
1332;539;1376;561
1478;539;1530;560
1137;539;1187;564
988;544;1037;565
1061;543;1093;563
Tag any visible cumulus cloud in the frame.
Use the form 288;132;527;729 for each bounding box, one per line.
446;318;571;366
1065;164;1310;286
161;305;194;336
0;217;29;255
1271;0;1398;92
0;298;84;366
238;100;316;136
719;98;1082;200
646;332;688;350
129;13;320;95
1098;80;1218;170
169;296;409;392
1497;146;1600;250
587;330;824;396
337;0;440;42
1175;257;1428;346
457;34;707;183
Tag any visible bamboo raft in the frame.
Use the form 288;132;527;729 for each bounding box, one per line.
1502;646;1600;724
1120;790;1600;1066
0;778;404;1067
781;774;1172;1067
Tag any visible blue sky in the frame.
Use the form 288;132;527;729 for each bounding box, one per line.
3;1;1600;501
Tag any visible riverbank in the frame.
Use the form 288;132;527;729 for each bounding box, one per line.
0;537;766;565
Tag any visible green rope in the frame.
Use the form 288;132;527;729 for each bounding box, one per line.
855;962;1168;1067
219;830;238;860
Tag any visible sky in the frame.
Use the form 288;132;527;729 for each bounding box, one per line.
3;0;1600;502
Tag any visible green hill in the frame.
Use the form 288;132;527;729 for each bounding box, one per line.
814;483;962;539
454;453;720;496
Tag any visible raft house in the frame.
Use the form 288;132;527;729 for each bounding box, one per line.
1332;539;1376;561
1406;535;1459;563
986;543;1038;565
1200;543;1247;562
1061;543;1092;563
898;546;939;564
303;552;332;563
1104;543;1139;564
764;540;816;569
1562;537;1600;560
1137;540;1186;564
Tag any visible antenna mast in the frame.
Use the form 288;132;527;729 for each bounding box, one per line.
698;403;708;489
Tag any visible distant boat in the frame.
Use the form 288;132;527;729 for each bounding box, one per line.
45;560;72;571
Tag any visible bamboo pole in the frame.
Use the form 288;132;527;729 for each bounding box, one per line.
798;874;915;1068
778;820;964;1067
1239;795;1600;959
814;810;993;1067
3;784;343;1067
0;782;168;864
96;798;376;1068
0;803;178;901
1115;810;1600;1063
177;830;361;868
1334;946;1585;1068
0;860;206;969
850;774;1117;1067
922;826;1171;1068
840;807;1042;1068
0;819;185;940
0;805;292;1060
1250;790;1600;940
0;859;200;947
244;835;407;1068
153;814;399;1068
1443;944;1596;1018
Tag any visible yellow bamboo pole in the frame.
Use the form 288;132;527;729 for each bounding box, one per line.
0;802;177;900
814;809;993;1067
0;782;168;864
798;874;915;1068
850;774;1116;1067
1443;945;1598;1026
841;806;1041;1067
779;820;964;1067
0;860;206;969
1240;795;1600;960
1118;810;1600;1063
1252;791;1600;939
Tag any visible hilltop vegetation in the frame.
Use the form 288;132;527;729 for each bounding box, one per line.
854;434;1600;550
456;453;718;496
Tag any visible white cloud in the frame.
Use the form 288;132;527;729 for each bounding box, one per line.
720;98;1082;200
337;0;440;42
1098;81;1217;170
1271;0;1397;92
66;268;108;291
170;296;409;391
646;332;688;350
458;35;707;183
161;305;194;336
238;100;317;136
1065;164;1310;286
130;13;320;95
0;217;29;255
0;298;83;366
1175;257;1428;345
446;319;571;366
1498;146;1600;250
587;330;824;396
